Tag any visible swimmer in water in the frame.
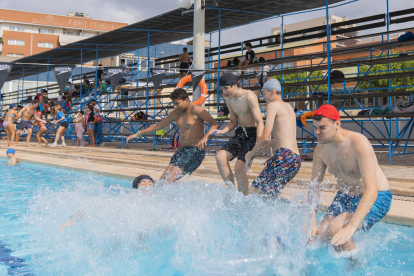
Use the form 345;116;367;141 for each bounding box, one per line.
57;175;155;233
245;79;301;196
307;105;392;252
6;148;18;165
127;89;219;184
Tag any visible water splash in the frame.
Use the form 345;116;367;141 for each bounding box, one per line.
24;180;314;275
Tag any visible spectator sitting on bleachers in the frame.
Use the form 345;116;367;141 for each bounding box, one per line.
65;82;76;95
120;59;127;74
97;64;105;80
239;42;255;73
131;111;147;121
82;76;90;92
56;91;63;105
21;96;33;105
96;79;107;93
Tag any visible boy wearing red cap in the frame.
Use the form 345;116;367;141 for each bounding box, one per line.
308;104;391;252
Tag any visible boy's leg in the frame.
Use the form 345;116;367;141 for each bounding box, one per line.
216;150;235;185
26;129;32;147
234;160;249;195
160;164;185;184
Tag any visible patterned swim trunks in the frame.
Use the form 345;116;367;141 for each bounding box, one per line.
170;147;206;175
252;148;301;195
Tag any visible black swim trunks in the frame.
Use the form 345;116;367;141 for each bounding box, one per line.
180;62;189;74
221;127;257;162
17;119;33;131
170;147;206;175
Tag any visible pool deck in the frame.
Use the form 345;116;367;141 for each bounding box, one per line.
2;143;414;227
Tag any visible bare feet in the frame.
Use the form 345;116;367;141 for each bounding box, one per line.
26;144;31;147
45;141;49;147
37;144;42;147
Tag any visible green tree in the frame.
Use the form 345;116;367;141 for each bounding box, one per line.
273;70;328;95
358;57;414;92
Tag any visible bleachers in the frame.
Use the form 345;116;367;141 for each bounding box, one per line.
2;7;414;164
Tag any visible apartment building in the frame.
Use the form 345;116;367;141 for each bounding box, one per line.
0;9;127;61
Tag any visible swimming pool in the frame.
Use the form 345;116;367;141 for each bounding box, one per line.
0;158;413;275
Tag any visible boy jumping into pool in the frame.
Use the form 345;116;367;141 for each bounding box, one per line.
245;79;301;195
6;148;18;165
127;88;219;183
213;73;264;195
307;104;392;252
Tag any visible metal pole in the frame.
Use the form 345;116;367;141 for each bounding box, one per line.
80;49;83;100
146;31;150;116
95;45;98;101
326;0;332;104
386;0;393;165
281;16;284;98
193;0;206;101
216;8;221;114
22;66;25;105
46;58;49;92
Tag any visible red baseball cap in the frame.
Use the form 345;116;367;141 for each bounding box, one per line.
314;104;341;121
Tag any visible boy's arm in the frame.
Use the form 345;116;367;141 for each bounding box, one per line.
192;105;219;149
213;103;238;134
127;111;176;142
307;145;327;243
245;102;276;170
246;92;264;140
331;136;378;246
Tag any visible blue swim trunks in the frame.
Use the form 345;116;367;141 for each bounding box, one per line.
39;103;45;112
325;190;392;231
170;147;205;175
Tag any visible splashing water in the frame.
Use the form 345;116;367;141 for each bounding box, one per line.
1;159;413;275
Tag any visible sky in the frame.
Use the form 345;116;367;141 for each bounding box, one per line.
2;0;414;48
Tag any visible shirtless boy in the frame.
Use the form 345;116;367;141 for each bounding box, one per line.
245;79;301;195
127;88;219;183
179;47;190;78
15;100;47;147
214;73;264;195
307;105;392;252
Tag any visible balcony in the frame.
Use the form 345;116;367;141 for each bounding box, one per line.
58;34;87;46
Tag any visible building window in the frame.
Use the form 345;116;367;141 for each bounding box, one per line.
39;28;54;35
9;25;25;32
38;42;54;48
63;29;75;35
8;39;25;46
7;53;24;57
83;33;94;37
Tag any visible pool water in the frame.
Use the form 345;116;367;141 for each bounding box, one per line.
0;158;413;275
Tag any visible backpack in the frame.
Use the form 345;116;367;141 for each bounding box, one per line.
391;99;414;114
227;57;240;67
259;57;266;62
398;32;414;42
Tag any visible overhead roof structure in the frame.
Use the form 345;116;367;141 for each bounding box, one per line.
7;0;345;80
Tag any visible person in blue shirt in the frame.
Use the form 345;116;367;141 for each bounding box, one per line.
50;106;69;147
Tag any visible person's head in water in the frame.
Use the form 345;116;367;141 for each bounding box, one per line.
132;175;154;189
219;73;238;99
183;47;187;53
6;148;15;159
170;88;190;112
313;104;341;144
262;79;282;103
